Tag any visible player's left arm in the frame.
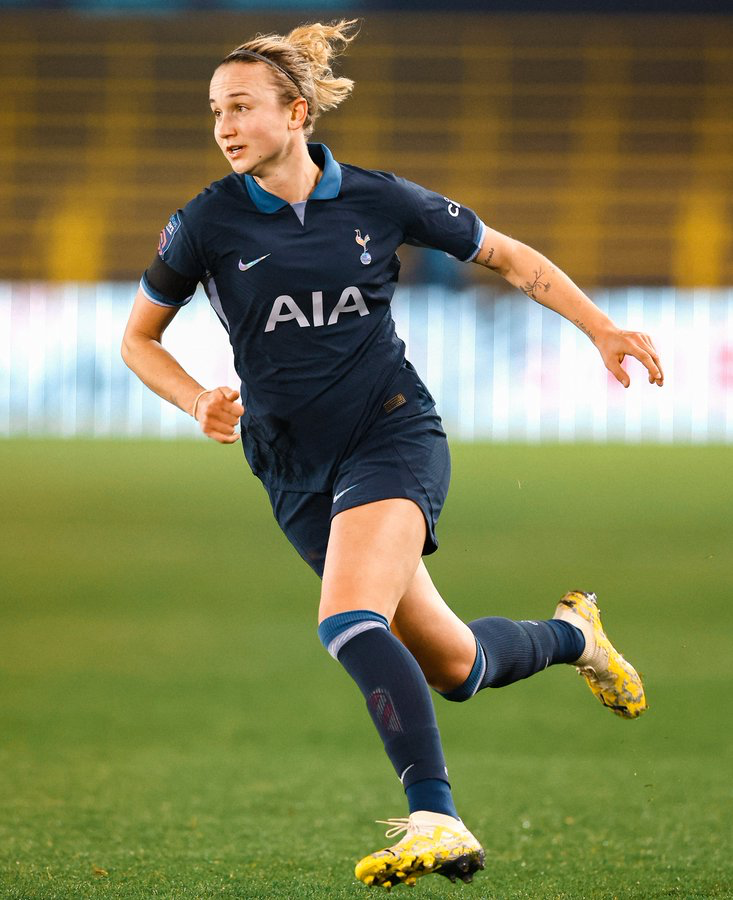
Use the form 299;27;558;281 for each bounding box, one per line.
473;227;664;388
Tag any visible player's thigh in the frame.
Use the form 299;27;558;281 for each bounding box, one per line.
318;498;426;624
391;560;476;693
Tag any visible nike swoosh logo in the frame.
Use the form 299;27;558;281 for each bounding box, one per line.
238;253;271;271
333;484;359;503
399;764;415;784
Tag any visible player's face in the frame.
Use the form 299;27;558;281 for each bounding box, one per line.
209;62;298;176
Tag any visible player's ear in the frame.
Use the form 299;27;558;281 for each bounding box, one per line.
289;97;308;129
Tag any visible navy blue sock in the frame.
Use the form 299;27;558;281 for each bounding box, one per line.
472;617;584;689
319;611;458;818
442;617;585;700
405;778;456;817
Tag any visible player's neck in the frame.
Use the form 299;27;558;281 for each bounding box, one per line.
252;141;322;205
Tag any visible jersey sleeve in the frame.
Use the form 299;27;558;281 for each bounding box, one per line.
139;210;205;308
392;176;486;263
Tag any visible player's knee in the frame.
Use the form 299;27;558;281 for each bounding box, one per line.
436;673;475;701
426;663;475;699
437;636;486;701
468;617;541;688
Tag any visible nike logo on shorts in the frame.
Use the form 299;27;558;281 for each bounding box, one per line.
333;484;359;503
238;253;271;271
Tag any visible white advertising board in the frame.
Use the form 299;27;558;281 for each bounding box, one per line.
1;283;731;443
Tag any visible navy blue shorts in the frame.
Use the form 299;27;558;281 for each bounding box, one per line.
264;404;451;578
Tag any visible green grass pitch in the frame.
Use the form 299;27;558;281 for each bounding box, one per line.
1;439;731;899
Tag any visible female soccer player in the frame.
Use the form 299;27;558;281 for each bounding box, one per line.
122;19;664;891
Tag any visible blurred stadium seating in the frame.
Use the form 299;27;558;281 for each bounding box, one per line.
1;11;731;285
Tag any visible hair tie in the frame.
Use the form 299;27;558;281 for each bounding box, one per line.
192;389;212;420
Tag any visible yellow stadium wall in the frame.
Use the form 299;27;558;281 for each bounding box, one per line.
1;11;732;285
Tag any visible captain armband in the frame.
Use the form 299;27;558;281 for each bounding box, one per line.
140;255;199;308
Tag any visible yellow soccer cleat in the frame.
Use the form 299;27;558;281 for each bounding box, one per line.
554;590;648;719
355;810;485;890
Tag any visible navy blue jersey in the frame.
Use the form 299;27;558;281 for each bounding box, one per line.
141;143;484;491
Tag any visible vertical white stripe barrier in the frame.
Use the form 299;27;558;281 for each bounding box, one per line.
110;283;134;438
473;294;493;440
426;285;444;415
61;285;79;437
641;287;663;442
725;294;733;442
27;285;47;435
0;284;10;436
9;286;28;435
93;286;113;437
509;299;527;440
691;289;711;443
557;311;577;441
75;285;94;435
624;287;645;443
457;289;477;441
537;309;559;442
605;291;628;442
439;289;461;433
393;285;411;362
708;290;729;443
1;282;732;444
42;285;61;436
586;290;607;443
525;300;543;442
491;295;511;441
409;287;429;388
656;290;676;443
674;295;694;442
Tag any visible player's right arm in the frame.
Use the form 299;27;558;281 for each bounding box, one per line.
473;226;664;388
121;287;244;444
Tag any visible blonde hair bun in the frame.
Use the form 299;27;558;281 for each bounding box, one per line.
221;18;360;137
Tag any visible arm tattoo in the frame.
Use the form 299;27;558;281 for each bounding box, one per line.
520;268;551;301
574;318;596;344
479;246;495;268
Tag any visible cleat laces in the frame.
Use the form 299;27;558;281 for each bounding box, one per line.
376;818;412;840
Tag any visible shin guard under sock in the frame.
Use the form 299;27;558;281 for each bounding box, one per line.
318;610;458;818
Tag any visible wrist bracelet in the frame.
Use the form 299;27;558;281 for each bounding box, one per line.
191;389;211;420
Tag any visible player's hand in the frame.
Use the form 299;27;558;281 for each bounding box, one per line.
194;386;245;443
596;328;664;389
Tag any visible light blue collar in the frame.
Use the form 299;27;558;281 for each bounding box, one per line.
244;143;341;213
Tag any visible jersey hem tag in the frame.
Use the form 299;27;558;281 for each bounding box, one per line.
383;393;407;414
